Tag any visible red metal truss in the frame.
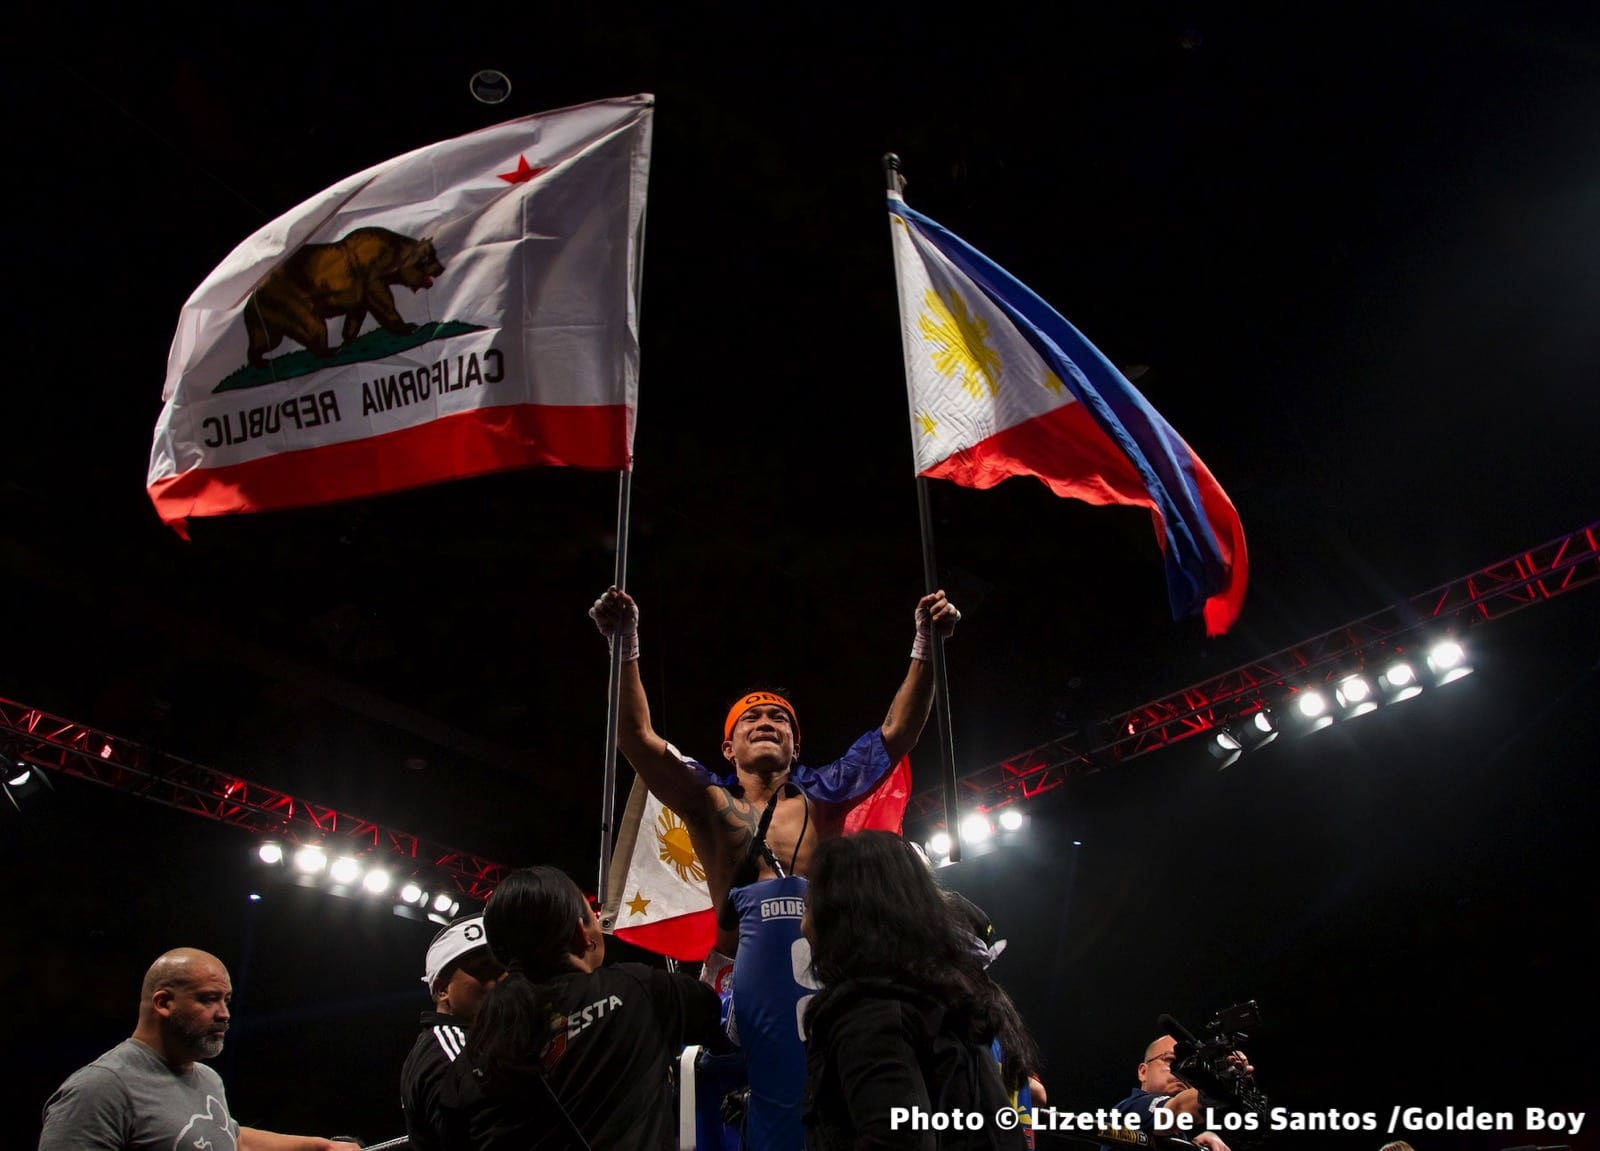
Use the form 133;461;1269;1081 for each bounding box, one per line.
0;700;511;901
908;520;1600;824
5;522;1595;879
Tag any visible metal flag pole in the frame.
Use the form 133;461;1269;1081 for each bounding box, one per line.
598;467;633;907
883;152;962;862
598;129;651;908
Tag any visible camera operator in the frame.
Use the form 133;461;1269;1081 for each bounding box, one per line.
1110;1035;1254;1151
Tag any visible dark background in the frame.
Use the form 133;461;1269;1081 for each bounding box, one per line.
2;3;1597;1148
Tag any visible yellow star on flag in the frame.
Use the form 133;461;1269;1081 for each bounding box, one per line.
626;891;651;917
917;411;938;436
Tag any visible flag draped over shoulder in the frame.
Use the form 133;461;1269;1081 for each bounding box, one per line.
888;195;1248;636
604;778;715;962
148;95;654;534
603;758;911;962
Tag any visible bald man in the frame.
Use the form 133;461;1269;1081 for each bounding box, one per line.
38;947;358;1151
1108;1035;1254;1151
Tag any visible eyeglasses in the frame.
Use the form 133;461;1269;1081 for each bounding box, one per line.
1144;1053;1176;1065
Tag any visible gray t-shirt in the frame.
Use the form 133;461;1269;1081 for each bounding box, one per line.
38;1037;240;1151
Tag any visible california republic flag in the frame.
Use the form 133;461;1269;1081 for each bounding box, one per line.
148;95;653;535
603;776;715;962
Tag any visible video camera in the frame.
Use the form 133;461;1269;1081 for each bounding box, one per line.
1163;1002;1269;1119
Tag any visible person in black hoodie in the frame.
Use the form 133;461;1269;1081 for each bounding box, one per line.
437;865;727;1150
801;832;1038;1149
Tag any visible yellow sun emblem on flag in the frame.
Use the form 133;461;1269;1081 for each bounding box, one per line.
656;808;705;884
920;288;1001;399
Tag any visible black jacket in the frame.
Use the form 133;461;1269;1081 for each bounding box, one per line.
401;1010;468;1151
437;962;723;1151
804;978;1027;1150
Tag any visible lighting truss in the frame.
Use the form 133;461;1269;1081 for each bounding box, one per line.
0;702;511;901
908;520;1600;824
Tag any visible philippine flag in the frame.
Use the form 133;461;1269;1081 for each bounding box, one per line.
888;195;1247;636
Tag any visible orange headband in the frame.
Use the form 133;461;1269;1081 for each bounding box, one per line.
723;691;800;742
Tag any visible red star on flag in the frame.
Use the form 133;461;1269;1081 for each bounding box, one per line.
497;155;546;184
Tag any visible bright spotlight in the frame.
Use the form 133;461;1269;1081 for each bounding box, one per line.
257;842;284;865
1336;675;1372;705
927;831;952;858
1207;729;1243;769
998;808;1025;832
400;882;425;906
7;767;31;788
1336;675;1378;718
1427;640;1474;684
329;856;362;885
293;845;328;874
960;813;993;844
1379;661;1423;702
1297;691;1328;718
363;869;392;894
432;892;455;913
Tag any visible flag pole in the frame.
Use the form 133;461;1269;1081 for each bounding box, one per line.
598;467;633;907
884;153;962;862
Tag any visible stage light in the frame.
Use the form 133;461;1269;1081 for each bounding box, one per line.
1241;710;1280;749
329;856;362;885
400;882;426;905
248;893;262;902
363;869;392;895
1207;729;1243;769
257;842;284;865
293;845;328;874
998;808;1025;832
1378;660;1423;703
1335;674;1378;718
432;892;456;914
1427;640;1473;684
100;742;114;760
3;762;55;810
926;831;952;858
960;813;993;844
1293;689;1334;732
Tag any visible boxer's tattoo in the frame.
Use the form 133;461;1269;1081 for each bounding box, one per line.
711;788;760;855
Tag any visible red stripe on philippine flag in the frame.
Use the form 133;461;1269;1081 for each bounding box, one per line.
922;402;1246;634
613;911;717;963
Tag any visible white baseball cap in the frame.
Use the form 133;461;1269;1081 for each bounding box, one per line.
422;914;490;987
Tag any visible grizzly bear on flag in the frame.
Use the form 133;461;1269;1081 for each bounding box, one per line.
244;227;444;364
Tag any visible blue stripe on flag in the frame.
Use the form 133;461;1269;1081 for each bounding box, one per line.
890;198;1229;621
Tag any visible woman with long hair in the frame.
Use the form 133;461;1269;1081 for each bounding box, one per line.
437;865;726;1149
802;831;1039;1149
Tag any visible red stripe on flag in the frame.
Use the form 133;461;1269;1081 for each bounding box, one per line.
844;756;912;834
921;403;1246;635
1189;449;1248;636
614;909;716;962
920;400;1153;509
149;403;632;532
